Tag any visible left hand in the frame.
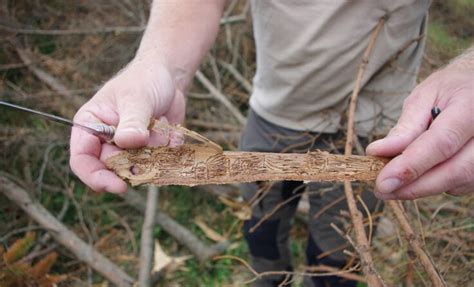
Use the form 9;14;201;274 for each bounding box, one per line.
366;67;473;200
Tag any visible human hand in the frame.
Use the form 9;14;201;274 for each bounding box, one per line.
70;56;185;193
366;67;473;200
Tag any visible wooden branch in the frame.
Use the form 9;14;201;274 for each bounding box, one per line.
138;185;159;287
106;144;388;186
0;176;135;287
388;201;446;287
12;42;86;111
343;18;386;287
120;189;229;262
195;70;246;125
219;61;253;93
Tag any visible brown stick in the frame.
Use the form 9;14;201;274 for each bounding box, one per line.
106;144;388;186
120;189;229;262
0;176;135;287
343;18;385;287
195;70;247;125
138;185;159;287
388;201;446;287
12;42;86;111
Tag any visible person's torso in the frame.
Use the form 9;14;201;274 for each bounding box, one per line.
250;0;430;135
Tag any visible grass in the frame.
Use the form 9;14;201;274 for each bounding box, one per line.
1;0;473;286
427;21;472;59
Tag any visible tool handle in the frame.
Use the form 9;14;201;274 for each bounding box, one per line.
85;123;116;141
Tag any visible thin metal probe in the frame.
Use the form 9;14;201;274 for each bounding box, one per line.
0;100;115;140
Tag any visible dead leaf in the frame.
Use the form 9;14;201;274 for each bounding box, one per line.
152;240;191;275
195;219;227;242
218;196;246;209
152;241;172;273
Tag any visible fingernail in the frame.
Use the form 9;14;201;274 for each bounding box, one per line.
366;139;385;154
378;178;401;193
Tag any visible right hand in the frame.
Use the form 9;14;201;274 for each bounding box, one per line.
70;56;185;193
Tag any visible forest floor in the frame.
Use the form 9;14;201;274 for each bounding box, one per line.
0;0;473;286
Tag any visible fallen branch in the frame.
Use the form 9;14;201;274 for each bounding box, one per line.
106;144;388;186
219;61;253;93
106;121;387;186
11;41;86;114
0;176;135;287
138;185;159;287
388;201;446;287
195;70;246;125
343;18;386;287
120;189;229;262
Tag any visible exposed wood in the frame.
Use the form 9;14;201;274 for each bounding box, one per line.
0;176;135;287
106;144;389;187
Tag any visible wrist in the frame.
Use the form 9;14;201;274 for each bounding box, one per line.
133;47;187;94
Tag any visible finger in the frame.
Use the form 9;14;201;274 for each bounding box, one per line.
148;116;185;147
164;89;186;124
366;87;434;157
374;138;474;200
70;127;127;193
115;94;155;149
446;182;474;196
148;116;170;147
375;102;472;194
100;143;123;162
70;108;126;193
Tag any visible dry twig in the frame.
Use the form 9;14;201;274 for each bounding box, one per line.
195;70;246;125
138;185;159;287
120;189;229;262
343;18;386;287
388;201;446;287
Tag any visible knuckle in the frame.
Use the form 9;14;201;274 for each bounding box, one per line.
389;122;411;136
453;161;474;186
402;187;420;200
434;128;463;159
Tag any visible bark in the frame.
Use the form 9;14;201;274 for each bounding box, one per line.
106;145;389;186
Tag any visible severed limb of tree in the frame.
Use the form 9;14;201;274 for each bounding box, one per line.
0;176;135;287
11;40;86;112
343;18;386;287
120;189;229;262
195;70;247;125
138;185;159;287
105;128;389;187
388;201;446;287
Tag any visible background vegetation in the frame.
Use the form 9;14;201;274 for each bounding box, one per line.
0;0;473;286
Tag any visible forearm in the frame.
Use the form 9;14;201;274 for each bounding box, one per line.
136;0;227;91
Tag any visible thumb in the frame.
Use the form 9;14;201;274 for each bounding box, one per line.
114;96;154;148
366;89;434;157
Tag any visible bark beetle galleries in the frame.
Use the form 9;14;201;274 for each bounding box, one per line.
105;143;389;187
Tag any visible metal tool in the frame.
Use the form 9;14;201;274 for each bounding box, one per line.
0;100;115;141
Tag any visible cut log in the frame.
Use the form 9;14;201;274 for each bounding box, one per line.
106;144;389;186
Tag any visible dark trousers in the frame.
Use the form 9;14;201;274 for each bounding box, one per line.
240;109;381;287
